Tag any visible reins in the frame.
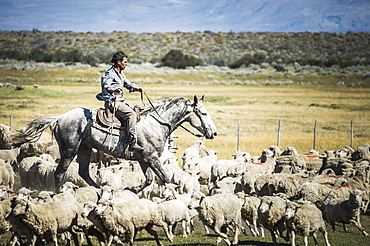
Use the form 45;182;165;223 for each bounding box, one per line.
141;90;203;138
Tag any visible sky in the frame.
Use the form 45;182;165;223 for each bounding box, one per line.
0;0;369;33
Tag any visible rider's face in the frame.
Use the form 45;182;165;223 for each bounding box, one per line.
119;58;128;70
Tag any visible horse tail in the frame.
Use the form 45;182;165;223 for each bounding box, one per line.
11;116;59;147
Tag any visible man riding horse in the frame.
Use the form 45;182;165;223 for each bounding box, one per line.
96;51;144;151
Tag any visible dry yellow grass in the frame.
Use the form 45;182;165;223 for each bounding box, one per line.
0;64;369;159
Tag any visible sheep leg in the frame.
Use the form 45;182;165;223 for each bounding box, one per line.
312;232;319;246
145;224;163;246
232;226;240;245
303;234;309;246
105;233;114;246
213;225;231;246
350;219;369;236
290;230;296;246
322;230;331;246
162;223;174;242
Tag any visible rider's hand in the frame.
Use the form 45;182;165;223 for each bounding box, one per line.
134;87;143;92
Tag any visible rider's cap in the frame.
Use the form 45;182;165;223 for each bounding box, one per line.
111;51;127;63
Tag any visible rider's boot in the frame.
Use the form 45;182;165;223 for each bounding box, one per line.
128;133;144;151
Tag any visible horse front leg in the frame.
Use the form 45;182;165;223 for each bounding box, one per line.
148;157;171;185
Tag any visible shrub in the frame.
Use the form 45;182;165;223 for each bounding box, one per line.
159;50;203;69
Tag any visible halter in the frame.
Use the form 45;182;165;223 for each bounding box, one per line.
141;91;203;138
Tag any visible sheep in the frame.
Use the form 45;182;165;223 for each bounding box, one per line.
189;192;242;246
0;197;11;235
171;169;197;195
240;171;260;195
59;182;100;203
239;195;264;237
276;146;307;173
96;165;124;190
18;156;90;191
275;172;313;198
45;144;61;163
351;143;370;161
297;182;334;211
82;200;128;246
0;159;14;190
12;194;81;246
0;149;18;170
210;151;250;183
0;124;12;149
284;201;331;246
100;185;139;203
182;140;206;167
211;176;242;194
325;189;368;236
258;195;288;246
95;198;166;246
156;199;191;241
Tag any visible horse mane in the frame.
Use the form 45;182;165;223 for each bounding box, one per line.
140;97;190;117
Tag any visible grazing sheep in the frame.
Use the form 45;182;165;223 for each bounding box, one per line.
325;189;368;236
284;201;331;246
189;192;242;246
258;195;288;246
95;198;166;246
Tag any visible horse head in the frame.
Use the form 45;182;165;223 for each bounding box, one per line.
187;95;217;139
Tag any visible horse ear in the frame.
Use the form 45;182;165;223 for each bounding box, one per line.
200;95;204;102
194;95;198;104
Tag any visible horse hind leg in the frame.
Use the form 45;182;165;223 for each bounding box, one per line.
77;147;100;188
54;156;75;192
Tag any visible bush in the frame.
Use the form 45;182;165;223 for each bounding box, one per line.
228;53;266;69
159;50;203;69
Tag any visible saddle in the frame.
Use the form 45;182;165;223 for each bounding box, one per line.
96;106;142;129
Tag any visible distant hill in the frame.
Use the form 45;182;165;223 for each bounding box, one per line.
0;30;369;68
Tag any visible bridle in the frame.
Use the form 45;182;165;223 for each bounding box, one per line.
141;91;203;138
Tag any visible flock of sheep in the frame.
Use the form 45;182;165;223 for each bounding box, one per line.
0;122;370;246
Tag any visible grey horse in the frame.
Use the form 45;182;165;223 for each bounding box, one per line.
11;96;217;192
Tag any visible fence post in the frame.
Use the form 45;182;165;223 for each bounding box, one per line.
237;119;240;151
350;120;354;148
9;115;12;132
277;119;281;147
313;120;317;150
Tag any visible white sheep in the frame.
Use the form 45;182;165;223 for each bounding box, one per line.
258;195;289;246
284;201;331;246
95;198;166;246
182;140;206;167
0;159;14;190
240;195;264;237
325;189;368;236
12;193;81;246
156;199;191;241
189;192;242;246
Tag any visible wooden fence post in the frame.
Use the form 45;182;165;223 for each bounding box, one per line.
237;119;240;151
350;120;354;148
277;119;281;147
9;115;12;132
313;120;317;150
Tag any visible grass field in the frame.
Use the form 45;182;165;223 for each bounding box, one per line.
0;61;370;245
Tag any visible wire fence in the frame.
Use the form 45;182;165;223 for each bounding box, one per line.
187;118;370;157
